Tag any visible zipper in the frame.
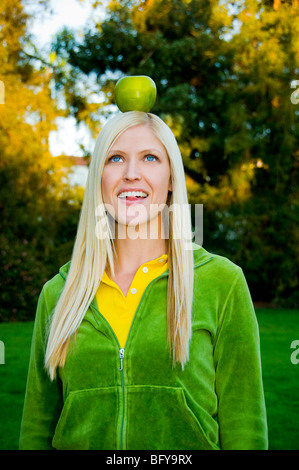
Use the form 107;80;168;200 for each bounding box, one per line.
119;348;125;450
119;348;125;371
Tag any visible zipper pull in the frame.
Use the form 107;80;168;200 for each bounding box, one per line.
119;348;125;371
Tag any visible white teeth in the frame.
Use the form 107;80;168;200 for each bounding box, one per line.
118;191;148;198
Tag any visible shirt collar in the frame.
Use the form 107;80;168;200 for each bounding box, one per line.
101;254;168;285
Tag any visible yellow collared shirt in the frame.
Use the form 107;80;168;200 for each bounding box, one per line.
95;254;168;348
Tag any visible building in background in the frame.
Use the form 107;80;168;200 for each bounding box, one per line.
56;155;90;188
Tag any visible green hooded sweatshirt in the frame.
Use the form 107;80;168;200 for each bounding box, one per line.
19;244;268;450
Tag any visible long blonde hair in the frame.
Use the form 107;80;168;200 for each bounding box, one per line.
45;111;194;380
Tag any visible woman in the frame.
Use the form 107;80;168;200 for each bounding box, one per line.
19;111;268;450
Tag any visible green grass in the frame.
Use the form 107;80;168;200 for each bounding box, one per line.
0;309;298;450
0;321;33;450
256;309;299;450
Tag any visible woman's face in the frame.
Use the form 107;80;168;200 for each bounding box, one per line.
101;124;172;232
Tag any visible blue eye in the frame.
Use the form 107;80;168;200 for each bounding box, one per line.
108;155;122;163
145;155;158;162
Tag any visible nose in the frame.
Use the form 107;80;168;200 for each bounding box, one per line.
123;158;141;181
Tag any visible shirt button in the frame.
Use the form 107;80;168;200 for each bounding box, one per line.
142;267;148;273
131;288;137;294
159;259;164;263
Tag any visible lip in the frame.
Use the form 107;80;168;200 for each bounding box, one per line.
118;197;148;205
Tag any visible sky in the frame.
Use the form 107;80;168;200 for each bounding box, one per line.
29;0;94;48
28;0;102;159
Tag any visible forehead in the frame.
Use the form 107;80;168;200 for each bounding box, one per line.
111;124;166;154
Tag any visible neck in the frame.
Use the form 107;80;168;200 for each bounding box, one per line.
109;215;169;275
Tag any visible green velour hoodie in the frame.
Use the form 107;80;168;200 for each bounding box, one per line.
19;244;268;450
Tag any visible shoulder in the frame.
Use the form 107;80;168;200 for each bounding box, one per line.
192;243;242;282
37;261;70;319
192;244;247;310
191;245;253;330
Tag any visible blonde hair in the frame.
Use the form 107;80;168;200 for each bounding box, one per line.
45;111;194;380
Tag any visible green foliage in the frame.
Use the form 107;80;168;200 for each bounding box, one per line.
0;153;81;321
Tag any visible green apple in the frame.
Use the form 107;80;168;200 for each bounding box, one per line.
114;75;157;113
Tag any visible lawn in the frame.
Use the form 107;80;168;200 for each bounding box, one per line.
0;308;298;450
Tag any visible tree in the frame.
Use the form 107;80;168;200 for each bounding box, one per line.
50;0;299;306
0;0;82;321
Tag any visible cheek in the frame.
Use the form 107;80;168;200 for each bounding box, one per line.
101;169;116;199
100;179;107;200
156;169;171;193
